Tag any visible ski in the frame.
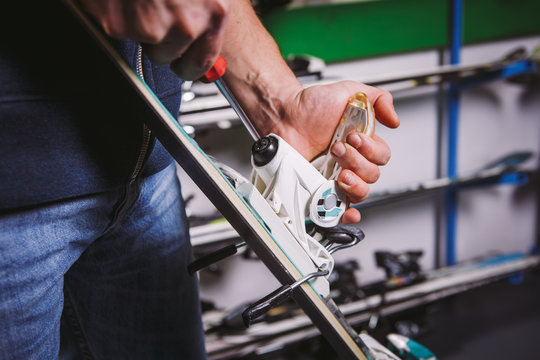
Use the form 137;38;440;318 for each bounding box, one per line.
63;1;376;358
355;151;533;209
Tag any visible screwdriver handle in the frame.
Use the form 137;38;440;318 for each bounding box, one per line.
312;92;375;180
203;55;227;82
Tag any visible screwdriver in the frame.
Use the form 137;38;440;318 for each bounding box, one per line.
312;92;375;180
203;55;260;141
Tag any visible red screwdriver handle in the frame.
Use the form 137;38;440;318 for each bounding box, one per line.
203;55;227;82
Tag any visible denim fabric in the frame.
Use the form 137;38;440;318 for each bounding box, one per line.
0;2;180;210
0;164;206;359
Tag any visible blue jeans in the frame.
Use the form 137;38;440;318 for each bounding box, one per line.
0;164;206;359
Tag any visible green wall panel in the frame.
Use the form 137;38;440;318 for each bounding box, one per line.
262;0;448;63
463;0;540;44
261;0;540;63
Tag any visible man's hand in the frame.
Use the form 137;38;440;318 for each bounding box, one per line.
80;0;230;80
276;81;399;224
218;1;399;224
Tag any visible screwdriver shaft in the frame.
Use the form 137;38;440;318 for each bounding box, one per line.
215;78;260;141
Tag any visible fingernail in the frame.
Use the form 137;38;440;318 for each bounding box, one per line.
347;133;362;148
331;142;346;157
340;172;355;186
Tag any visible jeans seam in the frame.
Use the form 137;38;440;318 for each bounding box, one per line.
63;286;95;360
101;180;141;236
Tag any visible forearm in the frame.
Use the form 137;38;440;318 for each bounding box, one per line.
221;0;301;137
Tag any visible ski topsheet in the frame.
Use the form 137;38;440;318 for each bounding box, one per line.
63;1;373;358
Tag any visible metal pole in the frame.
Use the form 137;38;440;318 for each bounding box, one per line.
445;0;462;266
215;78;261;141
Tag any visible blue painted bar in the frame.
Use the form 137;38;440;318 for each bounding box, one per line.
498;172;529;186
501;59;537;78
445;0;463;266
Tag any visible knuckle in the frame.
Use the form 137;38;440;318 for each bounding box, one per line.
175;18;202;43
374;142;391;165
103;20;126;39
352;184;370;203
342;80;358;89
374;87;393;103
365;166;380;184
138;23;168;44
381;148;391;165
382;89;393;100
211;0;230;21
366;146;376;159
181;26;198;42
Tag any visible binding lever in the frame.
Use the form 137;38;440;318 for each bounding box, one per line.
315;224;365;254
188;242;247;275
242;269;329;328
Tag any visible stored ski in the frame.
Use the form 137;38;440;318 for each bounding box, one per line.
179;48;537;134
355;151;533;209
63;1;372;358
204;253;540;359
